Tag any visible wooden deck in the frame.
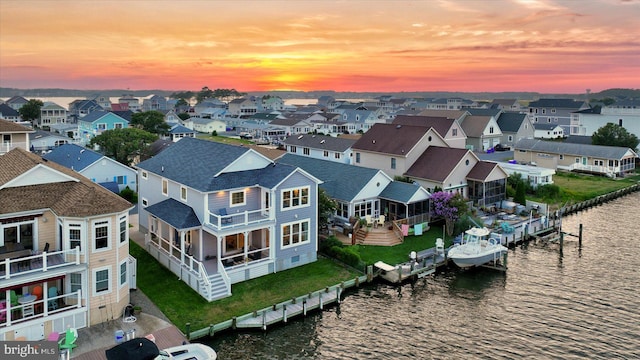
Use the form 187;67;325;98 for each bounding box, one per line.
329;223;401;247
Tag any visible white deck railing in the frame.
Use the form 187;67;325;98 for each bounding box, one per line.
2;247;81;280
207;208;273;230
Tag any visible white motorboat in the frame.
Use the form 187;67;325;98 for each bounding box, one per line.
447;227;508;268
157;343;217;360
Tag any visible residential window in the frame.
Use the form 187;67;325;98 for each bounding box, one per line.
141;171;148;180
336;201;349;218
508;135;513;142
119;215;127;244
116;176;125;185
282;187;310;210
142;198;148;207
94;267;110;295
575;158;581;163
289;145;297;153
281;220;310;248
356;153;360;163
489;126;494;134
548;118;551;123
69;223;82;251
162;179;168;196
70;273;82;294
94;220;109;250
551;109;556;113
559;155;564;160
181;186;187;201
452;128;457;136
323;150;329;157
391;158;396;169
119;261;127;287
354;201;372;218
114;123;123;129
97;123;107;130
303;147;310;156
230;190;246;207
542;109;546;114
335;152;340;159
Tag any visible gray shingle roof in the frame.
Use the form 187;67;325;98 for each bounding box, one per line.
378;181;426;203
467;108;502;117
282;134;355;152
145;198;201;230
277;153;380;202
496;112;528;133
514;138;637;159
529;98;585;108
43;144;102;171
533;123;561;130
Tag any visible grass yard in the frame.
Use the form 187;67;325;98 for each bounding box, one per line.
530;171;640;207
130;242;360;331
196;133;253;146
353;224;450;266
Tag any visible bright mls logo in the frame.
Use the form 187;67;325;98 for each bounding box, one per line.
2;341;58;359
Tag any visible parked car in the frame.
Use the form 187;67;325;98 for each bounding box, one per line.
494;144;510;151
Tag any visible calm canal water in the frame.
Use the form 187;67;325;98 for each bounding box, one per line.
204;192;640;359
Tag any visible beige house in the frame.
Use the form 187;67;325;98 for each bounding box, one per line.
392;114;467;149
514;138;637;178
351;123;448;178
0;148;133;340
0;119;33;155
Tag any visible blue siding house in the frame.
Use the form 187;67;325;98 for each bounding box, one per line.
78;110;129;144
136;137;321;301
43;143;137;192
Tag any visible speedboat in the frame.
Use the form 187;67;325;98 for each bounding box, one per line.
447;227;507;268
157;343;217;360
106;338;217;360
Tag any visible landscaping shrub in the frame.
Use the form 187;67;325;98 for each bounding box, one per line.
319;236;342;256
120;186;138;203
536;184;561;200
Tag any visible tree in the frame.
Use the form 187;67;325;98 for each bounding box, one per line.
431;191;468;236
318;188;336;233
131;111;170;135
592;123;639;150
514;181;526;205
175;98;189;108
90;128;158;165
177;113;190;121
18;99;44;123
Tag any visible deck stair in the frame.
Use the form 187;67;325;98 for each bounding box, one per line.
200;273;230;302
357;227;402;246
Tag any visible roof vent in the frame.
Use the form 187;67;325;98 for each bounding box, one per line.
298;135;303;139
396;125;402;129
372;140;376;144
320;139;325;144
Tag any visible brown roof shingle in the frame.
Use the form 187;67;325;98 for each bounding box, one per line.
392;115;455;138
405;146;469;182
0;148;132;217
0;118;33;133
467;161;498;181
352;123;430;156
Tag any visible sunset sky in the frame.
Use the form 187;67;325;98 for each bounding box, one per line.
1;0;639;93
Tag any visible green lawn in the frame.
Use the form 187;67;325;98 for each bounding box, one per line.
130;242;360;331
529;171;640;207
353;224;450;266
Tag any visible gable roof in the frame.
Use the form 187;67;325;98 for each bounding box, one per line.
43;144;102;171
418;109;468;120
496;112;528;133
0;118;33;133
405;146;471;182
79;110;127;124
0;148;132;216
515;138;637;159
490;99;518;106
282;134;356;152
378;181;429;203
533;123;562;130
467;161;502;181
392;115;455;138
0;103;20;117
352;123;430;156
460;115;494;137
528;98;586;109
277;153;382;202
169;124;195;134
467;108;502;117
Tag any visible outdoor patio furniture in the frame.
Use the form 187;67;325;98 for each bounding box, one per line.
219;208;232;224
58;327;78;355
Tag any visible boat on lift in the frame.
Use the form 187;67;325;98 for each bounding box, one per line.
447;227;507;268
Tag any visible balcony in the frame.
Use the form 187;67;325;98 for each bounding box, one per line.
0;142;29;155
1;248;81;280
207;208;273;230
1;290;83;328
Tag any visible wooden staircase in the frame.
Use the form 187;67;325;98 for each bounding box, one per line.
356;226;402;246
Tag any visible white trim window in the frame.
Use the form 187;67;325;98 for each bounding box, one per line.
93;266;111;296
142;198;148;207
281;219;310;248
180;186;188;201
230;190;246;207
67;223;82;251
281;186;310;210
119;260;128;287
69;272;83;298
141;171;148;180
162;179;168;196
93;219;110;251
119;215;128;245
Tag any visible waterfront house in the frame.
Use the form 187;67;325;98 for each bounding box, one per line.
0;119;33;155
183;117;226;134
68;99;103;123
570;103;640;138
78;111;129;144
135;137;322;301
142;95;168;112
493;161;555;189
489;99;523;111
496;112;534;148
351;123;449;178
528;98;589;134
117;95;141;112
167;124;197;142
39;102;68;130
43;143;137;192
392;114;467;149
277;153;431;224
0;103;23;122
0;148;133;341
282;134;355;164
228;98;259;117
405;146;507;207
513;138;637;178
5;96;28;111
